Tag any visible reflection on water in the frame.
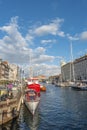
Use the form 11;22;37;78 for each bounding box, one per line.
23;105;39;130
1;84;87;130
1;104;40;130
0;115;18;130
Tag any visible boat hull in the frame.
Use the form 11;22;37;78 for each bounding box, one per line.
24;98;40;115
71;86;87;90
25;82;41;115
40;86;46;91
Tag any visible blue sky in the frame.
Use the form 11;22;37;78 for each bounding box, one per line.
0;0;87;76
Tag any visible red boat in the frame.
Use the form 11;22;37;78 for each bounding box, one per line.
24;78;40;115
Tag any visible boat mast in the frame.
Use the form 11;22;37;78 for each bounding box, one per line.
70;41;75;82
29;51;33;78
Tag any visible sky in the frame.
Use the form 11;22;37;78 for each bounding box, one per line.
0;0;87;77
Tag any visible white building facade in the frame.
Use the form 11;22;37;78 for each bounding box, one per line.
61;55;87;82
9;64;18;81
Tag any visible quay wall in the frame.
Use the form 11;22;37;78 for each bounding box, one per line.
0;95;22;125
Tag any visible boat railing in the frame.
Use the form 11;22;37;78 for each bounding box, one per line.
25;91;40;102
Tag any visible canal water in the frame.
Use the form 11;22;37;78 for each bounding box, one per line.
2;84;87;130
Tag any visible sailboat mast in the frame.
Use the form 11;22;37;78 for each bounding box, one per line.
29;52;33;78
70;41;75;82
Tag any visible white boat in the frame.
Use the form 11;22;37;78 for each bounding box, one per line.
24;53;41;115
24;90;40;115
57;82;66;87
24;78;40;115
71;82;87;90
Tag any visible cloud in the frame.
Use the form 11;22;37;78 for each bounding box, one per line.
0;16;61;76
0;17;29;63
32;18;65;37
34;24;57;36
32;54;55;64
23;63;60;77
0;17;27;47
35;47;46;54
25;34;34;44
58;31;65;37
66;33;79;41
41;39;56;44
80;31;87;40
38;64;60;76
30;47;46;60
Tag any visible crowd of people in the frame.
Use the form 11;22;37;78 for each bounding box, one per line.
0;83;18;102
